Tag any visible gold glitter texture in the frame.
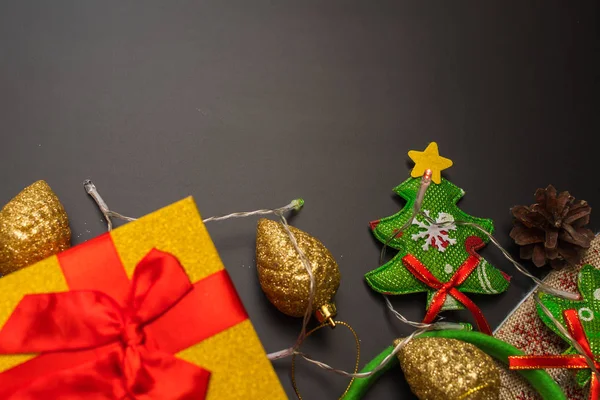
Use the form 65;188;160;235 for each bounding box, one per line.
396;337;500;400
0;256;67;372
0;181;71;276
0;197;286;399
256;218;340;318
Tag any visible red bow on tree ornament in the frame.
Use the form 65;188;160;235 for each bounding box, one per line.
509;264;600;400
510;309;600;400
402;237;492;334
0;249;213;399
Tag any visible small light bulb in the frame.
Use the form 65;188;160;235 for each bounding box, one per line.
292;198;304;211
83;179;96;194
423;169;433;183
415;170;433;207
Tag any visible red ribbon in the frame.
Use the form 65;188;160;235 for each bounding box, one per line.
509;309;599;400
0;233;248;399
402;236;492;335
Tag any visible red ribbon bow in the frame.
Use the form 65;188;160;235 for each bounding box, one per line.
402;236;492;334
0;240;246;400
509;309;599;400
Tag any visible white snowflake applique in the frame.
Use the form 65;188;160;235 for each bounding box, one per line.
411;210;457;252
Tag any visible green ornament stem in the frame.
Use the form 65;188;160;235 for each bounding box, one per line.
341;330;566;400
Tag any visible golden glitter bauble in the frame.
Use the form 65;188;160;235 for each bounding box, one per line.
0;181;71;275
395;337;500;400
256;218;340;320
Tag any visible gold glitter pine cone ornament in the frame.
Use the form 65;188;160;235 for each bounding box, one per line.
256;218;340;323
395;337;500;400
0;180;71;275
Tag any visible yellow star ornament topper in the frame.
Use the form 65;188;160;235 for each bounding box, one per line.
408;142;453;184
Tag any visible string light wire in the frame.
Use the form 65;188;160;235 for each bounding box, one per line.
417;213;579;301
293;321;464;379
370;169;587;380
83;178;455;380
83;174;584;381
84;179;303;228
83;179;316;361
376;169;579;319
266;210;316;360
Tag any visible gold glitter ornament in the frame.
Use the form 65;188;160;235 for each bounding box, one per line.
0;181;71;275
395;337;500;400
256;218;340;323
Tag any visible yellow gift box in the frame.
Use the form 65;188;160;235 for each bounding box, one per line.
0;197;286;399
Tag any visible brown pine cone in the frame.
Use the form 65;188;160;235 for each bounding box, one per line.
510;185;594;269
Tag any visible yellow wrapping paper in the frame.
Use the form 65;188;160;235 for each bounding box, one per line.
0;197;286;399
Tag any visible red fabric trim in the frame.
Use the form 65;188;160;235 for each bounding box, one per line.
402;253;492;334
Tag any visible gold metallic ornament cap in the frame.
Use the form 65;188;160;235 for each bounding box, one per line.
394;337;500;400
256;218;340;318
315;302;337;327
0;181;71;275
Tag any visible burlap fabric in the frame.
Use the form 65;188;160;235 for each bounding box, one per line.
494;235;600;399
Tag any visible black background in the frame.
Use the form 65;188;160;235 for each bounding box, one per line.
1;2;598;398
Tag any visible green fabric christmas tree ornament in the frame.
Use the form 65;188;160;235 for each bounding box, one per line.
507;264;600;399
533;264;600;390
365;143;510;334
